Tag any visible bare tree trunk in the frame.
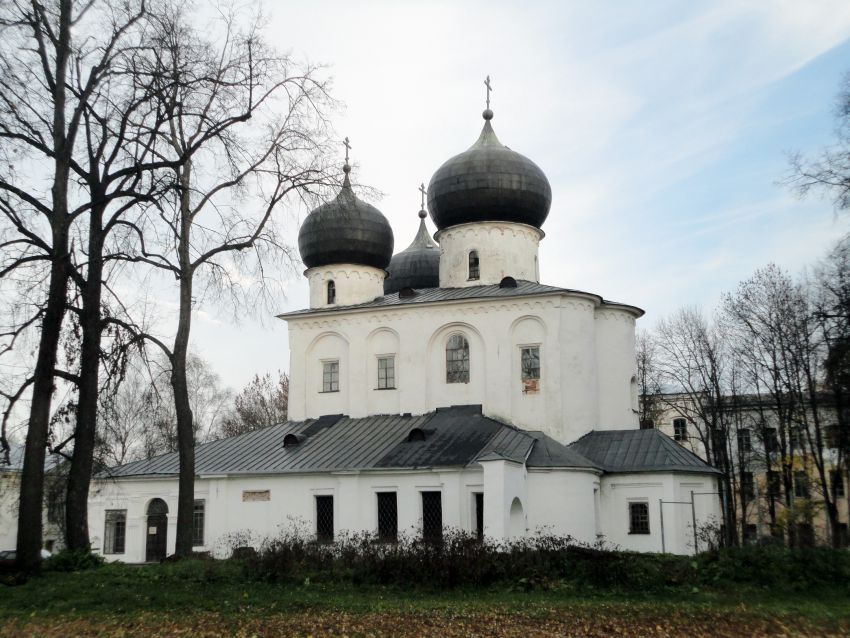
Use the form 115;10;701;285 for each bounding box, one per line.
171;164;195;558
16;0;72;572
64;202;105;550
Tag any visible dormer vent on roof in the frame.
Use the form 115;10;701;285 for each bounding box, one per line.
283;433;300;448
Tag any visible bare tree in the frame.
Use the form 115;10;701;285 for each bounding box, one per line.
219;370;288;438
117;4;335;556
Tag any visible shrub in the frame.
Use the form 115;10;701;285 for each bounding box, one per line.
42;549;105;572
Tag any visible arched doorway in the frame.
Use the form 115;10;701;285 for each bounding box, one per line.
146;498;169;562
509;497;525;538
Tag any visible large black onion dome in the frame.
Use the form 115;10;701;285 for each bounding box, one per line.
427;112;552;231
384;212;440;294
299;167;394;270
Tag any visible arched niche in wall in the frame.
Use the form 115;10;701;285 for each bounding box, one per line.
509;497;526;538
509;315;547;416
305;330;350;417
366;327;402;413
425;322;486;411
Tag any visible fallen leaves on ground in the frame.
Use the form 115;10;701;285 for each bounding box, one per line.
1;607;846;638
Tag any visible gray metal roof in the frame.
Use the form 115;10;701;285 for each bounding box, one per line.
568;429;722;475
278;280;643;318
100;406;600;479
1;444;63;473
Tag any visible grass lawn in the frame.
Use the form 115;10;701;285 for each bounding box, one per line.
1;561;849;637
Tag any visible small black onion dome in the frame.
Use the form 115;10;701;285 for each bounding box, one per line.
427;111;552;231
299;166;394;270
384;211;440;294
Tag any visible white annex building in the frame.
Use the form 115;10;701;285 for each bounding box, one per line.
88;98;721;562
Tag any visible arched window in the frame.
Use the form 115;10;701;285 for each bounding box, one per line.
446;334;470;383
468;251;479;280
327;280;336;304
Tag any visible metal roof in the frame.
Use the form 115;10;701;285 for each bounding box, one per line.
278;280;644;319
569;429;722;475
1;444;64;473
100;406;600;479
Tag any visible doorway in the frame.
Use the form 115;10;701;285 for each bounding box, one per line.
145;498;169;562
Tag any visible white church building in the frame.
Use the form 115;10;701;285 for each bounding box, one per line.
88;98;721;562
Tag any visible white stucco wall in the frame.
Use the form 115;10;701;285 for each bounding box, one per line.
286;291;640;445
436;221;543;287
306;264;386;309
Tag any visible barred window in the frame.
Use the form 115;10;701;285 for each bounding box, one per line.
104;510;127;554
377;492;398;542
764;428;779;453
193;500;205;547
316;495;334;543
377;356;395;389
421;491;443;542
327;280;336;305
673;418;687;442
468;251;479;280
520;347;540;381
737;428;752;452
446;334;470;384
628;502;649;534
322;360;339;392
741;472;754;499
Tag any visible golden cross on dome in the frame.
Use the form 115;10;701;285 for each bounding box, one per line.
484;75;493;109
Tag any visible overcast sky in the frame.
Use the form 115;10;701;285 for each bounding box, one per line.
187;0;850;393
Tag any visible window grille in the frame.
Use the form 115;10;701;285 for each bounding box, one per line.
327;280;336;304
794;471;809;499
322;360;339;392
421;491;443;542
445;334;469;384
474;493;484;541
737;428;752;452
315;495;334;543
741;472;754;499
193;500;205;546
468;251;479;280
520;347;540;380
628;502;649;534
767;471;781;499
377;492;398;542
673;418;687;441
104;510;127;554
377;356;395;389
831;470;845;498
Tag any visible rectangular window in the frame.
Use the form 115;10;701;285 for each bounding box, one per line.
421;491;443;542
192;500;205;547
743;524;758;545
794;471;810;499
377;356;395;390
764;428;779;453
628;502;650;534
837;523;849;549
767;471;782;499
673;418;687;442
831;470;845;498
322;360;339;393
796;523;815;548
737;428;752;453
790;427;804;451
104;510;127;555
446;335;470;384
520;347;540;381
741;472;755;499
315;495;334;543
825;425;840;449
474;492;484;541
639;419;655;430
377;492;398;542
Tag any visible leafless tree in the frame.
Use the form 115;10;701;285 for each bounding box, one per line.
218;370;288;438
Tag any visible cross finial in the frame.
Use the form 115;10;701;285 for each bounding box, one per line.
419;183;426;209
484;75;493;110
343;136;351;164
